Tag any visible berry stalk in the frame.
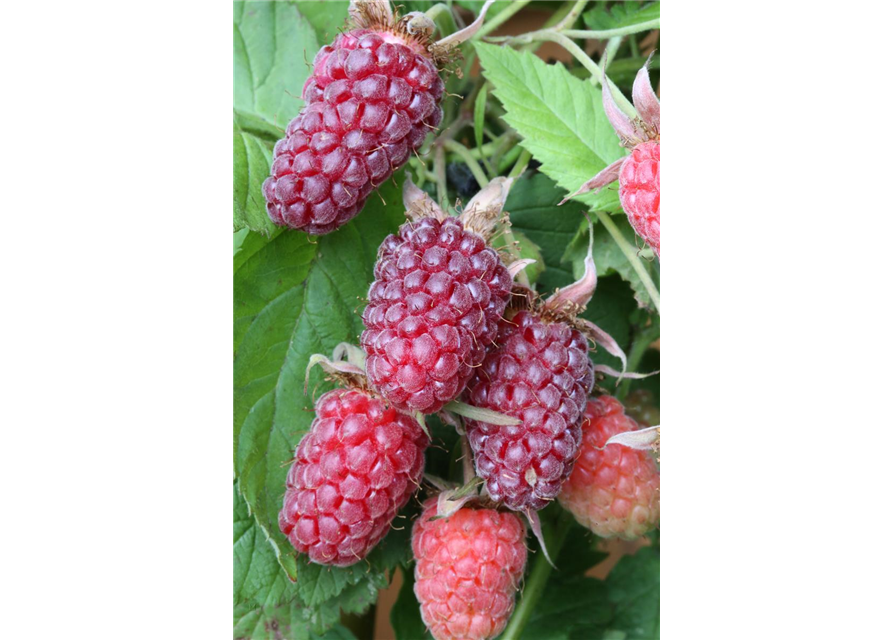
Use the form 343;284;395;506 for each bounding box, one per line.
499;511;574;640
594;210;660;313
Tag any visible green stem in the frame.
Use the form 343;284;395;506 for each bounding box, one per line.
595;210;660;314
496;144;523;174
602;36;622;69
474;0;532;39
434;146;448;208
459;431;475;485
607;54;660;76
563;20;661;39
424;2;451;24
508;148;532;179
501;513;574;640
520;0;575;52
499;222;531;288
629;32;641;58
443;139;489;189
553;0;588;31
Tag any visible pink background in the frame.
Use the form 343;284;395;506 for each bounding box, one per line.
661;202;893;640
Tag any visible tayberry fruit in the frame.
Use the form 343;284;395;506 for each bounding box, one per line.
463;231;630;512
464;308;594;511
263;0;496;235
559;396;660;539
279;387;428;566
412;497;527;640
361;178;514;414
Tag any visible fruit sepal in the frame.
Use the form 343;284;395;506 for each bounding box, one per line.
444;400;521;426
604;424;660;454
558;156;624;204
434;478;486;519
303;346;367;393
349;0;496;60
402;174;516;240
543;223;631;376
522;508;556;568
430;0;496;51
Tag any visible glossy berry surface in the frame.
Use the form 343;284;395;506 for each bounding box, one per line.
559;396;660;539
412;498;527;640
263;29;444;234
619;141;660;257
361;217;512;414
279;388;428;566
464;310;595;511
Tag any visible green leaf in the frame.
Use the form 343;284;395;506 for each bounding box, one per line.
294;1;349;44
234;482;298;609
233;1;319;233
315;625;359;640
234;176;406;584
235;481;369;638
233;600;307;640
520;538;660;640
456;0;484;12
235;228;251;258
234;601;358;640
581;276;637;375
583;2;660;32
504;174;589;295
233;110;273;234
233;483;376;640
602;546;660;639
555;519;609;576
475;42;626;210
520;574;613;640
233;1;318;128
234;227;283;276
391;566;432;640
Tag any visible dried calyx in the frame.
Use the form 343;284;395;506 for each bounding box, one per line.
402;174;515;242
304;342;369;393
349;0;495;62
429;477;491;519
604;57;660;148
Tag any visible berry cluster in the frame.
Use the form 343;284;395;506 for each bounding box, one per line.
266;5;659;638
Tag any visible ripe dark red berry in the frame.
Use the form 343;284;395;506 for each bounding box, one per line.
263;23;444;235
361;216;512;414
559;396;660;539
279;388;428;566
464;310;595;511
412;497;527;640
